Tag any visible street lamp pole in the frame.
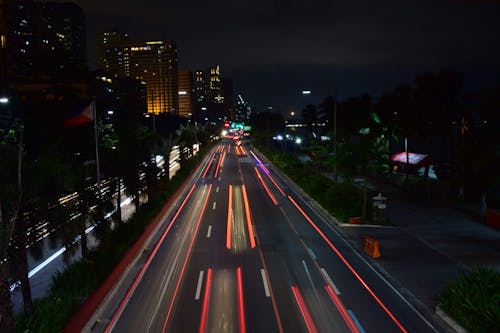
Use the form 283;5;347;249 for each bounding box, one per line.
333;91;338;183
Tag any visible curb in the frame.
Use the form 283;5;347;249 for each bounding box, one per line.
435;305;468;333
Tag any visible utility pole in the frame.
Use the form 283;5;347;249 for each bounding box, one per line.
333;91;338;183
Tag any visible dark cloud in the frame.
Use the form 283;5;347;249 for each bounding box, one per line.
73;0;500;108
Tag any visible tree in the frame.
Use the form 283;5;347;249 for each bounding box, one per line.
0;124;20;332
301;104;318;129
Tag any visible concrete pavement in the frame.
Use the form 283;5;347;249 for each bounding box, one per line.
324;175;500;331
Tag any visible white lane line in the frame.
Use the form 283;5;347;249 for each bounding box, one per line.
321;268;341;295
216;186;219;193
308;247;317;260
286;175;439;332
347;309;366;333
260;269;271;297
213;202;217;210
195;270;205;300
207;225;212;238
218;177;221;181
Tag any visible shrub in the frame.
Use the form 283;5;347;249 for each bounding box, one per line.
440;266;500;333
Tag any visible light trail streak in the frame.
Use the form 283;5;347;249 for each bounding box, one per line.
254;167;278;205
202;154;216;178
241;185;256;248
104;184;197;333
325;285;361;333
226;185;233;249
249;150;270;174
198;268;213;333
161;184;213;333
236;267;247;333
288;195;408;333
291;285;318;333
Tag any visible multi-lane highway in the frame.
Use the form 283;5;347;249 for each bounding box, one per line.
85;139;441;333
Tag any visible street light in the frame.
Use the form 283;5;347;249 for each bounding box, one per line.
302;90;311;95
0;97;8;104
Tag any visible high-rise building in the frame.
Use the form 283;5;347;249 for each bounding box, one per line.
3;0;86;81
123;40;178;115
0;0;8;95
177;68;193;118
194;65;224;104
41;1;86;66
97;30;129;77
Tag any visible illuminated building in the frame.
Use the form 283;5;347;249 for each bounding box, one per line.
98;30;129;77
177;68;193;118
122;40;178;115
100;38;178;115
194;65;224;104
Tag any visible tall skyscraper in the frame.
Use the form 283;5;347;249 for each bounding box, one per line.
177;68;193;118
41;1;86;66
3;0;86;81
123;40;178;115
98;30;129;77
0;0;8;95
194;65;224;104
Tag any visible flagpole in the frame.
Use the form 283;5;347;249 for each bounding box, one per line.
93;96;102;197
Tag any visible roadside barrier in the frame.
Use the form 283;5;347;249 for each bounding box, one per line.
349;216;362;224
364;236;380;258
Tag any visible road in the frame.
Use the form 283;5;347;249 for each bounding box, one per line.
85;139;441;333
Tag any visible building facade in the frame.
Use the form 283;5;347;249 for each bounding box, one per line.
123;40;178;115
97;30;129;77
3;0;86;81
98;36;179;115
177;68;193;118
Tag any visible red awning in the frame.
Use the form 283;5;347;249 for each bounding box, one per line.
391;152;434;167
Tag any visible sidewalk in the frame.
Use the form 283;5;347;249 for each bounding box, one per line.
334;176;500;331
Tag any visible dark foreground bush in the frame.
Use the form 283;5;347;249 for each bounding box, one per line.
14;146;211;333
440;266;500;333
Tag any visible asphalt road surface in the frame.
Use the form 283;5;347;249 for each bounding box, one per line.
85;139;441;333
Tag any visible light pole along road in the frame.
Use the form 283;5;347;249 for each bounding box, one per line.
85;139;442;333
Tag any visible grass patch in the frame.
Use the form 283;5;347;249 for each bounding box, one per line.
440;266;500;333
14;145;212;333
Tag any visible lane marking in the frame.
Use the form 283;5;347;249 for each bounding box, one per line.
260;269;271;297
216;186;219;193
308;247;317;260
195;271;205;300
347;309;367;333
213;202;217;210
285;183;439;332
288;195;408;333
320;268;341;295
161;184;213;333
207;225;212;238
104;184;197;333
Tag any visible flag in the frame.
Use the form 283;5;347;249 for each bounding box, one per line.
64;101;94;128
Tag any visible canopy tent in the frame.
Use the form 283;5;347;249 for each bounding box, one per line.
391;152;435;168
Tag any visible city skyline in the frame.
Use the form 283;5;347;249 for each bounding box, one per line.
74;0;500;110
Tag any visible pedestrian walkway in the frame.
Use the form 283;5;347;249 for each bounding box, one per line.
332;175;500;331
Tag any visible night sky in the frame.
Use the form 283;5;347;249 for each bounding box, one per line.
74;0;500;111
